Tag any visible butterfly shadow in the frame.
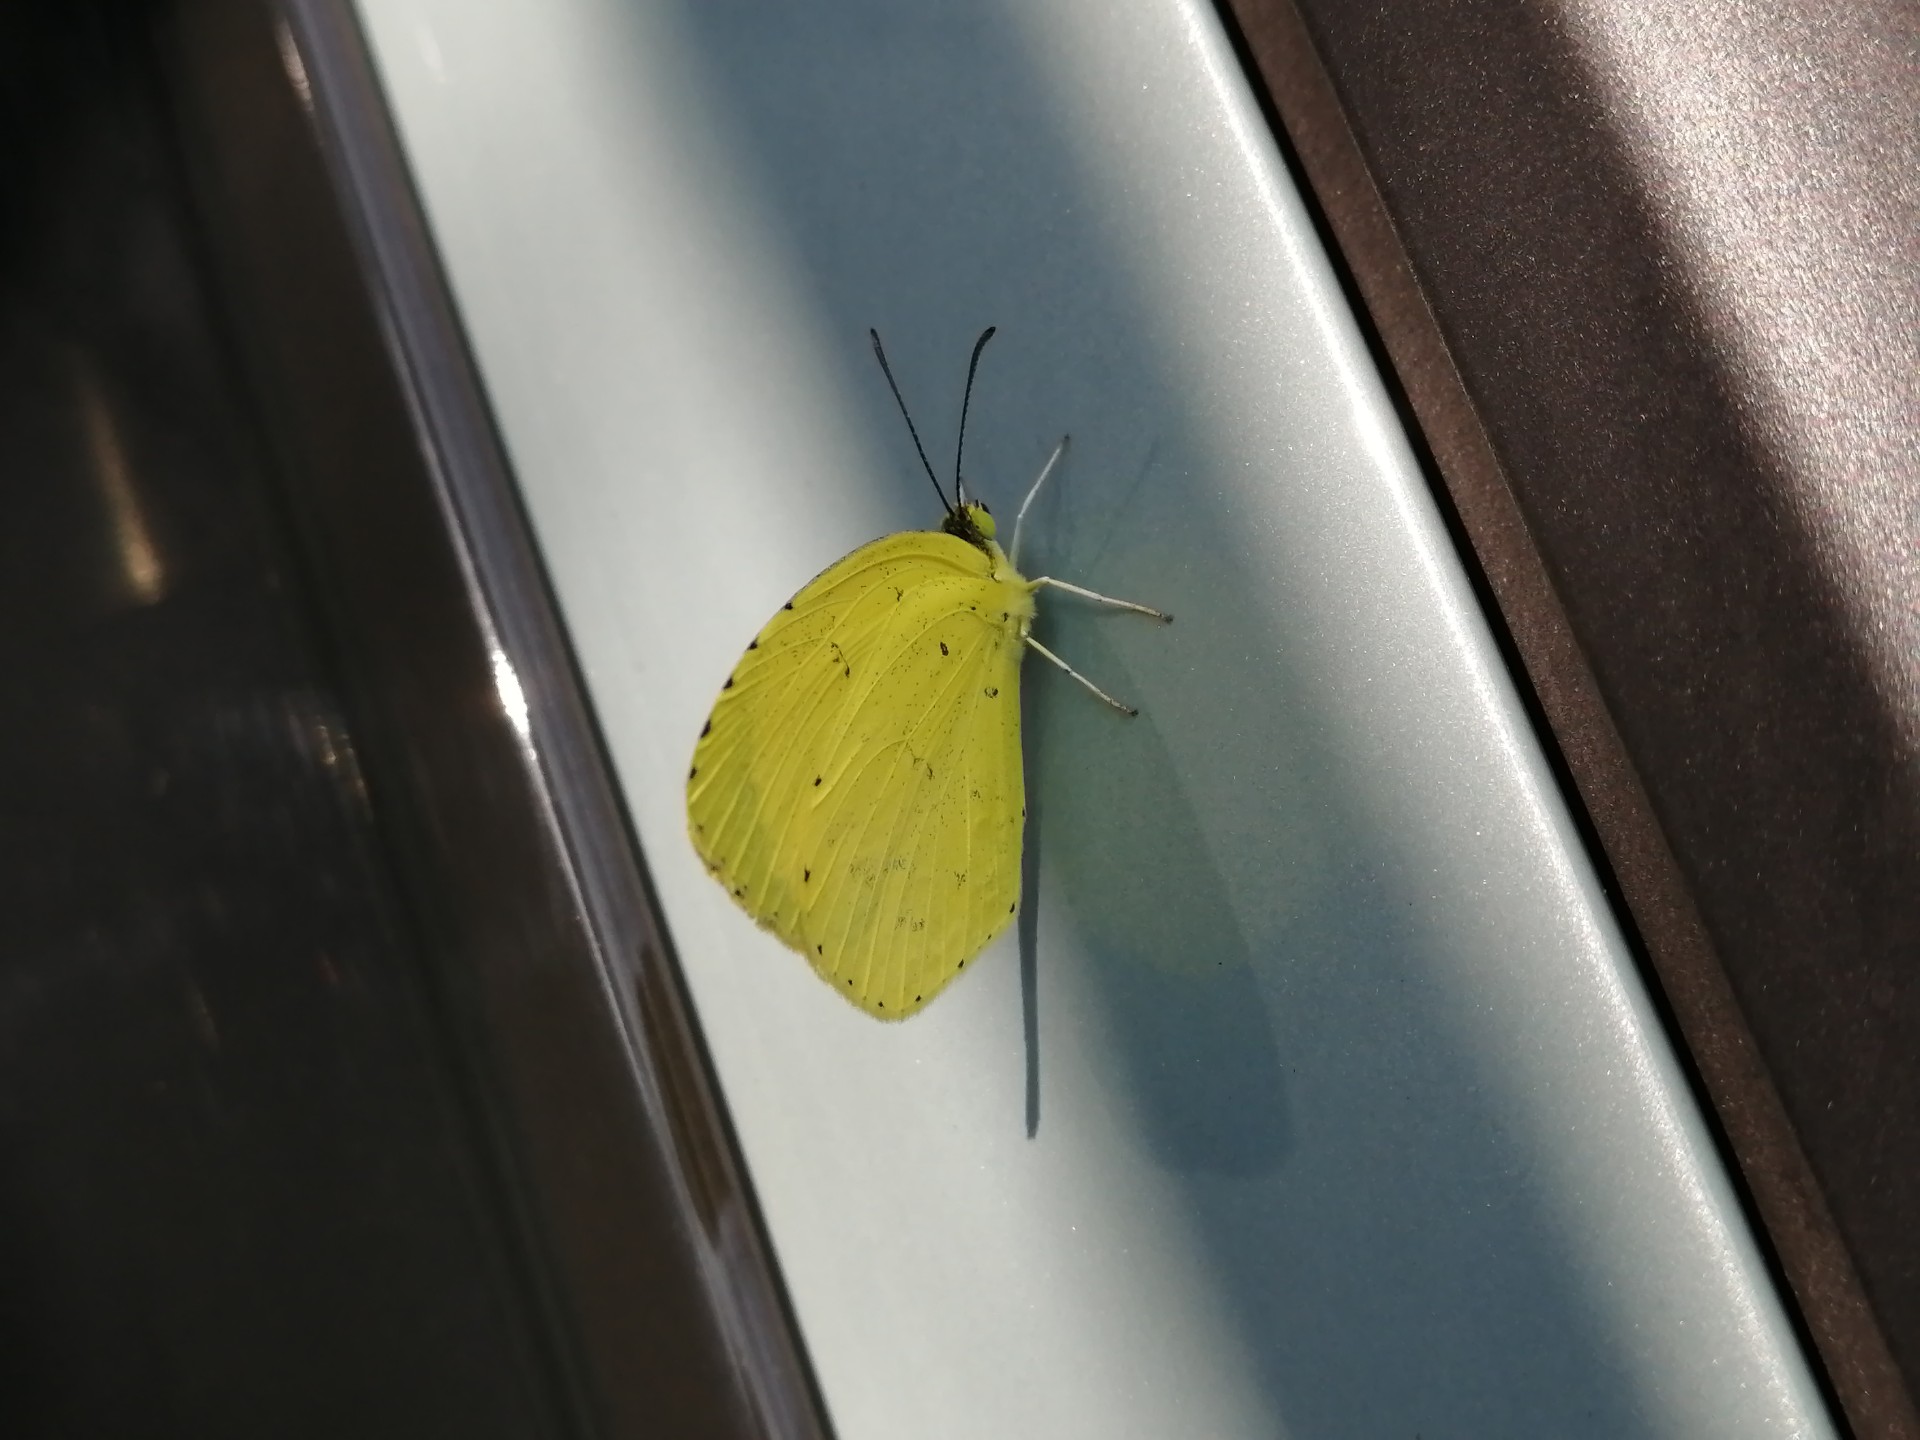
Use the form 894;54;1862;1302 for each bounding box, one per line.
1020;622;1291;1178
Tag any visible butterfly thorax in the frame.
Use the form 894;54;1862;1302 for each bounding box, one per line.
943;500;1031;601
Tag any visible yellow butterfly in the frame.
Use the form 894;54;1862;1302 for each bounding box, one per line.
687;328;1169;1019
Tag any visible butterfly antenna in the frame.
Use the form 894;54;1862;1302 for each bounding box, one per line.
953;324;997;505
870;329;952;516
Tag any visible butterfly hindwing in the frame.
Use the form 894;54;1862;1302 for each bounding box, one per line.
807;591;1025;1014
689;530;1033;1018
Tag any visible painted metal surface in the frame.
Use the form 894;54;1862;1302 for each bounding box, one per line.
355;2;1835;1435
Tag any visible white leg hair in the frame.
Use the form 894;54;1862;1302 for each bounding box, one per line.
1010;434;1070;568
1013;434;1170;716
1010;435;1174;622
1025;636;1138;715
1030;576;1171;622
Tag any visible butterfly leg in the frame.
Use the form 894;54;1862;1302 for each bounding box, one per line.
1025;636;1138;715
1010;434;1070;568
1030;576;1172;622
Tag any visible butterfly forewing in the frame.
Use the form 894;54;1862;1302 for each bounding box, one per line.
689;530;1032;1018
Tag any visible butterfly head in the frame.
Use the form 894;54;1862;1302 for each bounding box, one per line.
942;499;996;552
871;326;1010;557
